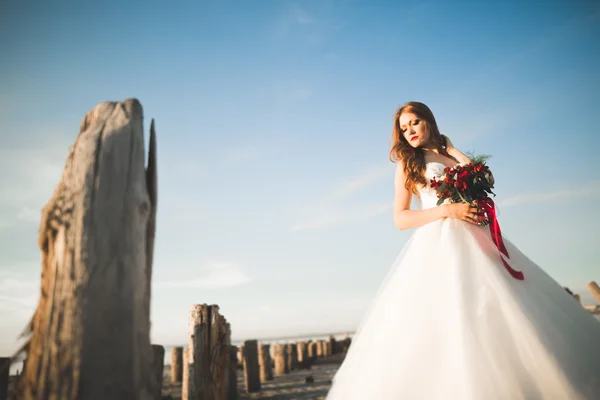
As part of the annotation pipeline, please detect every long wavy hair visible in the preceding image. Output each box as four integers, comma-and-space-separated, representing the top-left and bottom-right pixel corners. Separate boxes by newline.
390, 102, 451, 193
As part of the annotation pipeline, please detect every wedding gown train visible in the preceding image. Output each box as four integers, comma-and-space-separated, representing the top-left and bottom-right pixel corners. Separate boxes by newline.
326, 162, 600, 400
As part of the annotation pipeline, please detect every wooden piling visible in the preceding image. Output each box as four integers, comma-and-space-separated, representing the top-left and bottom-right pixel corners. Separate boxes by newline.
192, 304, 231, 400
329, 335, 337, 355
242, 340, 261, 393
296, 341, 309, 369
171, 347, 183, 383
258, 344, 274, 382
182, 348, 189, 400
9, 98, 158, 400
308, 342, 318, 362
273, 344, 288, 376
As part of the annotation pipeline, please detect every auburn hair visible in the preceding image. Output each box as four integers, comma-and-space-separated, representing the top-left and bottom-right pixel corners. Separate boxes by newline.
389, 102, 451, 193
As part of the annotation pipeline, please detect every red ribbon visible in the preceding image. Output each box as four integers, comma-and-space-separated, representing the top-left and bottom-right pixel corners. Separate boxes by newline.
479, 198, 524, 280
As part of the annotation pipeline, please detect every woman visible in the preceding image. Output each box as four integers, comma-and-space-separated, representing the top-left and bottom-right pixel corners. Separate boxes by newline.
325, 102, 600, 399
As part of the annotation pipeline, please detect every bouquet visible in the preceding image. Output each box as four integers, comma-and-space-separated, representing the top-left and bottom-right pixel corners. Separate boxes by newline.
429, 154, 524, 280
429, 154, 495, 226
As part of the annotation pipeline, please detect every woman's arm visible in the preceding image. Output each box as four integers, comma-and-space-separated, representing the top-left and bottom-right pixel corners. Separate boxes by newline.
443, 134, 494, 185
393, 162, 483, 230
442, 135, 472, 164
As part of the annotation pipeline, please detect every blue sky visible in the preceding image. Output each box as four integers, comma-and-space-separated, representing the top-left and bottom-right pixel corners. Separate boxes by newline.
1, 0, 599, 354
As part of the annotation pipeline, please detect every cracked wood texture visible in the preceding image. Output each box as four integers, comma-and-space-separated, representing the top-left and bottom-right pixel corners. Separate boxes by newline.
12, 98, 158, 400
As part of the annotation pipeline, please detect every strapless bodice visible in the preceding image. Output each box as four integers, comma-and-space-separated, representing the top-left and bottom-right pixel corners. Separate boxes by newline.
417, 162, 452, 209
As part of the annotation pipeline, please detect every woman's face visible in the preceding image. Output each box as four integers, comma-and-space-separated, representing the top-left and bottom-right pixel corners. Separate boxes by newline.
398, 112, 430, 148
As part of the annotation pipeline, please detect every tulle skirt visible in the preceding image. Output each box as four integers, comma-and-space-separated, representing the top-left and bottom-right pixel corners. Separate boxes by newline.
326, 218, 600, 400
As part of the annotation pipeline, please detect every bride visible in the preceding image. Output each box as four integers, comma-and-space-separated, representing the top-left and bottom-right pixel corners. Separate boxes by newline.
325, 102, 600, 399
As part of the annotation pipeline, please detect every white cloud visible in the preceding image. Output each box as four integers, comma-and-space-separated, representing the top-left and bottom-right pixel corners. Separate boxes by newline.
290, 202, 392, 232
326, 164, 390, 203
289, 164, 392, 231
155, 260, 252, 289
500, 181, 600, 208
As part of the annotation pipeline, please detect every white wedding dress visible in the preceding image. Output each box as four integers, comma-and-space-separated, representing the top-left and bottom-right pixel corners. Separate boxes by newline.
326, 162, 600, 400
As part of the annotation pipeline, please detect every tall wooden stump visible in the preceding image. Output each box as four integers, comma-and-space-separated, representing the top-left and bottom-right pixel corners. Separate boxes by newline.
273, 344, 288, 376
587, 281, 600, 303
258, 344, 273, 382
10, 98, 158, 400
242, 340, 261, 393
191, 304, 232, 400
0, 357, 9, 400
171, 347, 183, 383
152, 345, 165, 399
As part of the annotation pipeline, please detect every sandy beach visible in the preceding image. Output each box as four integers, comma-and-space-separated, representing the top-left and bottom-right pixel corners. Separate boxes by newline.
161, 352, 344, 400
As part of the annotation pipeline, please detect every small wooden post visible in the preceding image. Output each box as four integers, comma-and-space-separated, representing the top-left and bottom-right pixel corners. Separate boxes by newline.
329, 335, 337, 355
182, 348, 189, 400
324, 341, 332, 358
317, 340, 324, 357
171, 347, 183, 383
258, 344, 273, 382
242, 340, 261, 393
587, 281, 600, 303
0, 357, 9, 400
308, 342, 317, 363
152, 345, 165, 399
10, 99, 158, 400
273, 344, 288, 376
296, 342, 309, 369
285, 343, 298, 371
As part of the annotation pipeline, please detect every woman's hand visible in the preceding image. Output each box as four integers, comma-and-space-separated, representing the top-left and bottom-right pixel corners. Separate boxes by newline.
442, 201, 486, 225
441, 134, 455, 151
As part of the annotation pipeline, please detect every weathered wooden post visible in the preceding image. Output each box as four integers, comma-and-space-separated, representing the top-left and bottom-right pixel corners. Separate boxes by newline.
258, 344, 273, 382
152, 345, 165, 399
317, 340, 325, 357
323, 341, 332, 358
273, 344, 288, 376
296, 341, 310, 369
242, 340, 261, 393
307, 341, 317, 362
587, 281, 600, 303
191, 304, 232, 400
285, 343, 298, 371
171, 347, 183, 383
182, 348, 190, 399
0, 357, 9, 400
9, 98, 158, 400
